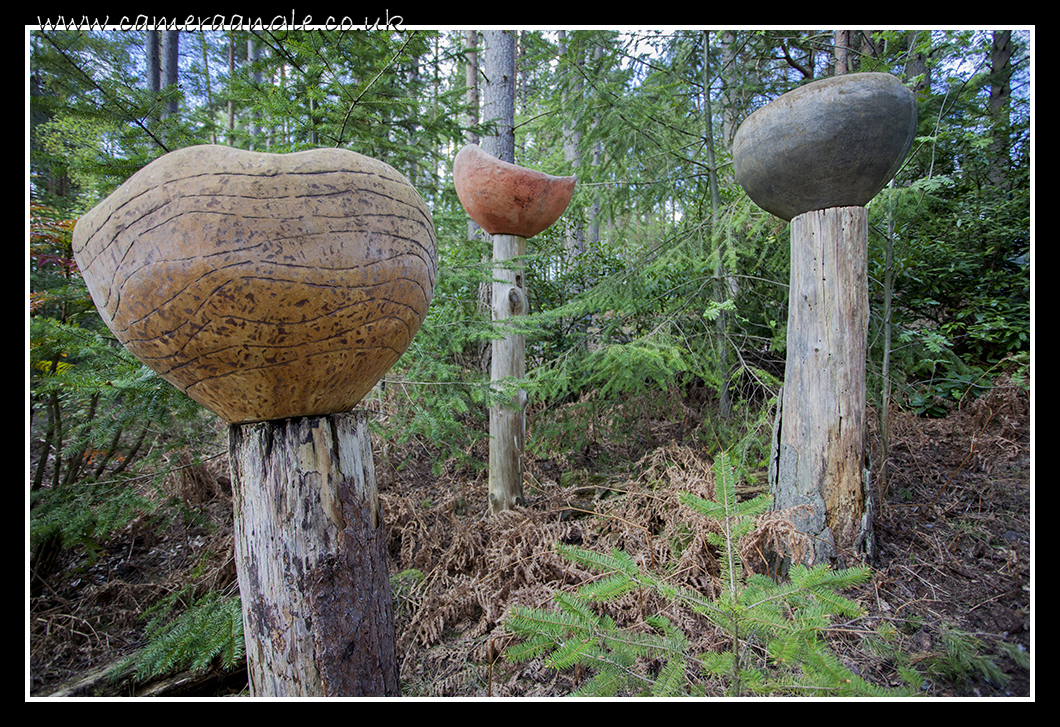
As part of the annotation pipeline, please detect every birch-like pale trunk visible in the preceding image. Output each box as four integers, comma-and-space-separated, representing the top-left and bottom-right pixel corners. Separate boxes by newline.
488, 233, 528, 514
480, 30, 526, 514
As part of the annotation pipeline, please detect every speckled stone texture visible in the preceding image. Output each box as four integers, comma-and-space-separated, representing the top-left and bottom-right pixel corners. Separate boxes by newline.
453, 144, 576, 238
72, 145, 437, 423
733, 73, 917, 221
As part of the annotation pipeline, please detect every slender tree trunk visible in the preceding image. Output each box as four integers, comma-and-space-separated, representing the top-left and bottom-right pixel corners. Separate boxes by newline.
988, 30, 1013, 191
719, 30, 740, 149
834, 30, 851, 75
110, 423, 150, 477
464, 29, 480, 146
32, 399, 56, 490
49, 391, 63, 490
229, 411, 399, 697
904, 30, 931, 99
247, 36, 262, 149
146, 31, 160, 97
92, 425, 125, 479
465, 30, 494, 374
703, 31, 732, 420
880, 184, 896, 500
227, 31, 236, 145
62, 392, 98, 488
588, 67, 604, 245
161, 30, 179, 118
480, 30, 526, 514
481, 30, 515, 164
558, 30, 585, 260
769, 207, 873, 565
199, 32, 215, 144
465, 30, 482, 240
488, 235, 529, 514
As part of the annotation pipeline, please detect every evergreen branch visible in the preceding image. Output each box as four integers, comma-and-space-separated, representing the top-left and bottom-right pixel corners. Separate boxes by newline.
502, 448, 912, 697
37, 30, 171, 153
338, 31, 420, 145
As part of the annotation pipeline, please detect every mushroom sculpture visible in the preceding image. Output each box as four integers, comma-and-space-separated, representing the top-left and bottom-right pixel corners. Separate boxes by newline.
452, 144, 576, 514
732, 73, 917, 565
72, 144, 438, 696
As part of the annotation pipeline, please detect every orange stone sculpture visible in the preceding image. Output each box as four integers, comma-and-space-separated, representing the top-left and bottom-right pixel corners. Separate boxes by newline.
453, 144, 576, 238
72, 145, 437, 423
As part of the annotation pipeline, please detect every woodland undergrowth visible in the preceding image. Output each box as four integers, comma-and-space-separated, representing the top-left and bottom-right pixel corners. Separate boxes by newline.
30, 377, 1030, 698
384, 440, 911, 697
381, 375, 1030, 697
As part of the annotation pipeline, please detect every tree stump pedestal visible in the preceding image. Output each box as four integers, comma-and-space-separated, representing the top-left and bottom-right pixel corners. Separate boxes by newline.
768, 206, 873, 564
733, 73, 917, 565
229, 411, 399, 697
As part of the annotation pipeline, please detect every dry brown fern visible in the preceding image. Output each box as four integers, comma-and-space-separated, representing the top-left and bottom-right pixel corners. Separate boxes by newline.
383, 441, 824, 695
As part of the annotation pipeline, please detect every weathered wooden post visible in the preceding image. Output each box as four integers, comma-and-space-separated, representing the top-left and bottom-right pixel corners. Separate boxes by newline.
71, 145, 437, 696
452, 144, 576, 514
732, 73, 916, 565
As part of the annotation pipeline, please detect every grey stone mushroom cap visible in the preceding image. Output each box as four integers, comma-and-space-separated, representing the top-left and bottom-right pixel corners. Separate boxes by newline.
733, 72, 917, 222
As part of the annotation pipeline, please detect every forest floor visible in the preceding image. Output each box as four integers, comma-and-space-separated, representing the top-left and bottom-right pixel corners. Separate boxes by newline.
28, 374, 1032, 699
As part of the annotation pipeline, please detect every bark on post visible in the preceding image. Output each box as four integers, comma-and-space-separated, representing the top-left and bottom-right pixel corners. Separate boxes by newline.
770, 207, 870, 563
452, 144, 575, 514
489, 233, 529, 513
230, 412, 399, 696
733, 72, 916, 565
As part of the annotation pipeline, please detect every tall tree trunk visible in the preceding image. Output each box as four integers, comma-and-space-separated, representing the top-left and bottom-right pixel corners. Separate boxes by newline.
879, 183, 896, 500
481, 30, 515, 164
229, 411, 399, 697
465, 30, 493, 374
480, 30, 525, 514
558, 31, 585, 260
464, 30, 482, 239
769, 207, 873, 565
227, 31, 236, 145
719, 30, 740, 149
161, 30, 179, 118
199, 32, 215, 144
904, 30, 931, 99
703, 31, 732, 420
489, 234, 529, 514
464, 30, 480, 146
988, 30, 1013, 191
587, 38, 605, 246
146, 31, 160, 97
247, 36, 262, 149
833, 30, 851, 75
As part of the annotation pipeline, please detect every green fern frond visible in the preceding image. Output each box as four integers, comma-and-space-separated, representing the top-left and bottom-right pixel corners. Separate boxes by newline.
556, 544, 638, 577
507, 603, 590, 641
651, 656, 688, 697
577, 572, 638, 601
115, 592, 244, 684
573, 666, 629, 697
504, 632, 559, 664
549, 636, 601, 670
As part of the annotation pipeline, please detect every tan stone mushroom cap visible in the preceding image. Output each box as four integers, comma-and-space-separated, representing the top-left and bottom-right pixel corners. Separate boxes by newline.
453, 144, 576, 238
72, 145, 437, 423
733, 73, 917, 222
